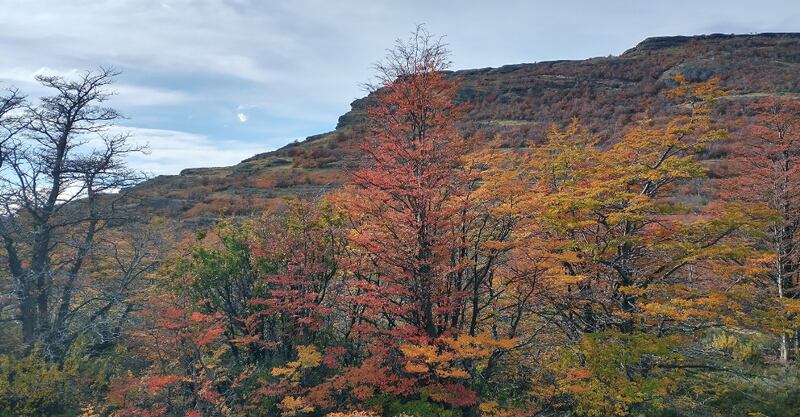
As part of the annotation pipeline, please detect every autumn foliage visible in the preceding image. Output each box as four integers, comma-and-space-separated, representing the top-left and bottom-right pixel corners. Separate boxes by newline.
3, 28, 800, 417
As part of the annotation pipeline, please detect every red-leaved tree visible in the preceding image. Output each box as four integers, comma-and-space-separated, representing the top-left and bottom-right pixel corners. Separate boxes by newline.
335, 25, 467, 341
325, 26, 500, 409
722, 96, 800, 362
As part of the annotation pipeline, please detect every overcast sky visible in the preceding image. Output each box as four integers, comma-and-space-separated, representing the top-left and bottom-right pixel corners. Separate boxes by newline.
1, 0, 797, 175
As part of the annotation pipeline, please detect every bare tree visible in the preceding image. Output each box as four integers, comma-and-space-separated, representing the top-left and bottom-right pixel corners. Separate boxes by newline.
364, 24, 451, 92
0, 87, 26, 167
0, 68, 157, 359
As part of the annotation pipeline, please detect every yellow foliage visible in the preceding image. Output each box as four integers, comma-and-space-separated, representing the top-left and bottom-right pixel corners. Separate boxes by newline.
618, 286, 645, 296
399, 344, 441, 362
78, 404, 102, 417
435, 367, 471, 379
479, 401, 528, 417
552, 274, 586, 286
403, 362, 430, 374
278, 395, 315, 416
709, 333, 755, 362
272, 364, 298, 378
272, 345, 322, 385
297, 344, 322, 368
442, 333, 517, 359
326, 412, 409, 417
399, 333, 515, 383
780, 298, 800, 315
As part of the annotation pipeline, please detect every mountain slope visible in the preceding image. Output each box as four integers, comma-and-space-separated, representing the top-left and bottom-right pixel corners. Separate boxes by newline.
130, 33, 800, 226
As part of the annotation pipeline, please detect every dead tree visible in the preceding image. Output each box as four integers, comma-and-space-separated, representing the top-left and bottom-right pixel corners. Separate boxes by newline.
0, 68, 157, 359
0, 87, 26, 167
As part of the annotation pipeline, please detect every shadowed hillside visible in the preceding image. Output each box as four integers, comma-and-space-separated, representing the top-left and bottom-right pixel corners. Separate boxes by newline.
130, 33, 800, 226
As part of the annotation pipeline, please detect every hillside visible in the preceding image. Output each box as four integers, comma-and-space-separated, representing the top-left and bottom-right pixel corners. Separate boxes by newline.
130, 33, 800, 225
4, 26, 800, 417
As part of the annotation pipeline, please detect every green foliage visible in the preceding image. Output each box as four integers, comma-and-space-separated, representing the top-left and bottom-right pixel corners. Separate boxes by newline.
0, 346, 80, 417
534, 332, 684, 417
684, 364, 800, 417
0, 338, 130, 417
370, 394, 462, 417
185, 219, 263, 298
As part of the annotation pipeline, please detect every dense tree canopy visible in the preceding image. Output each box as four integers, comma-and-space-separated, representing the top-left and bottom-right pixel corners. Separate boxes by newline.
1, 29, 799, 417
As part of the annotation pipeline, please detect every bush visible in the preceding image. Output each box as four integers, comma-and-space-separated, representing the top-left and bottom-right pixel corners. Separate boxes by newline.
0, 346, 80, 417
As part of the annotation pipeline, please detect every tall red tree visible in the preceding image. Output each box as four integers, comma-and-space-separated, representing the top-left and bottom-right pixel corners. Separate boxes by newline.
321, 26, 516, 410
335, 26, 467, 341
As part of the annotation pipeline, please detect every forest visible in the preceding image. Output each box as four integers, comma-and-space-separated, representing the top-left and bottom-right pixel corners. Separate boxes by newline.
0, 28, 799, 417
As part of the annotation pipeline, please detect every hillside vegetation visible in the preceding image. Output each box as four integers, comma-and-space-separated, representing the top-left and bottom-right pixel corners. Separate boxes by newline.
1, 30, 800, 417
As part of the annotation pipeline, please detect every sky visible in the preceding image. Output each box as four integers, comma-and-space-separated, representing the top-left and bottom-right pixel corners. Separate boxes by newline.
0, 0, 797, 176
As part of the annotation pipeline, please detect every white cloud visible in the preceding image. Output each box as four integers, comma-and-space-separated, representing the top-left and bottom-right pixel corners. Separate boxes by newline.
0, 67, 193, 107
1, 0, 797, 176
236, 112, 248, 123
108, 126, 267, 176
0, 66, 80, 90
113, 84, 193, 106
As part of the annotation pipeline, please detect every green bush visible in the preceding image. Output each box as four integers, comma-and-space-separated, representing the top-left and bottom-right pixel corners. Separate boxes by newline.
370, 394, 462, 417
0, 346, 80, 417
